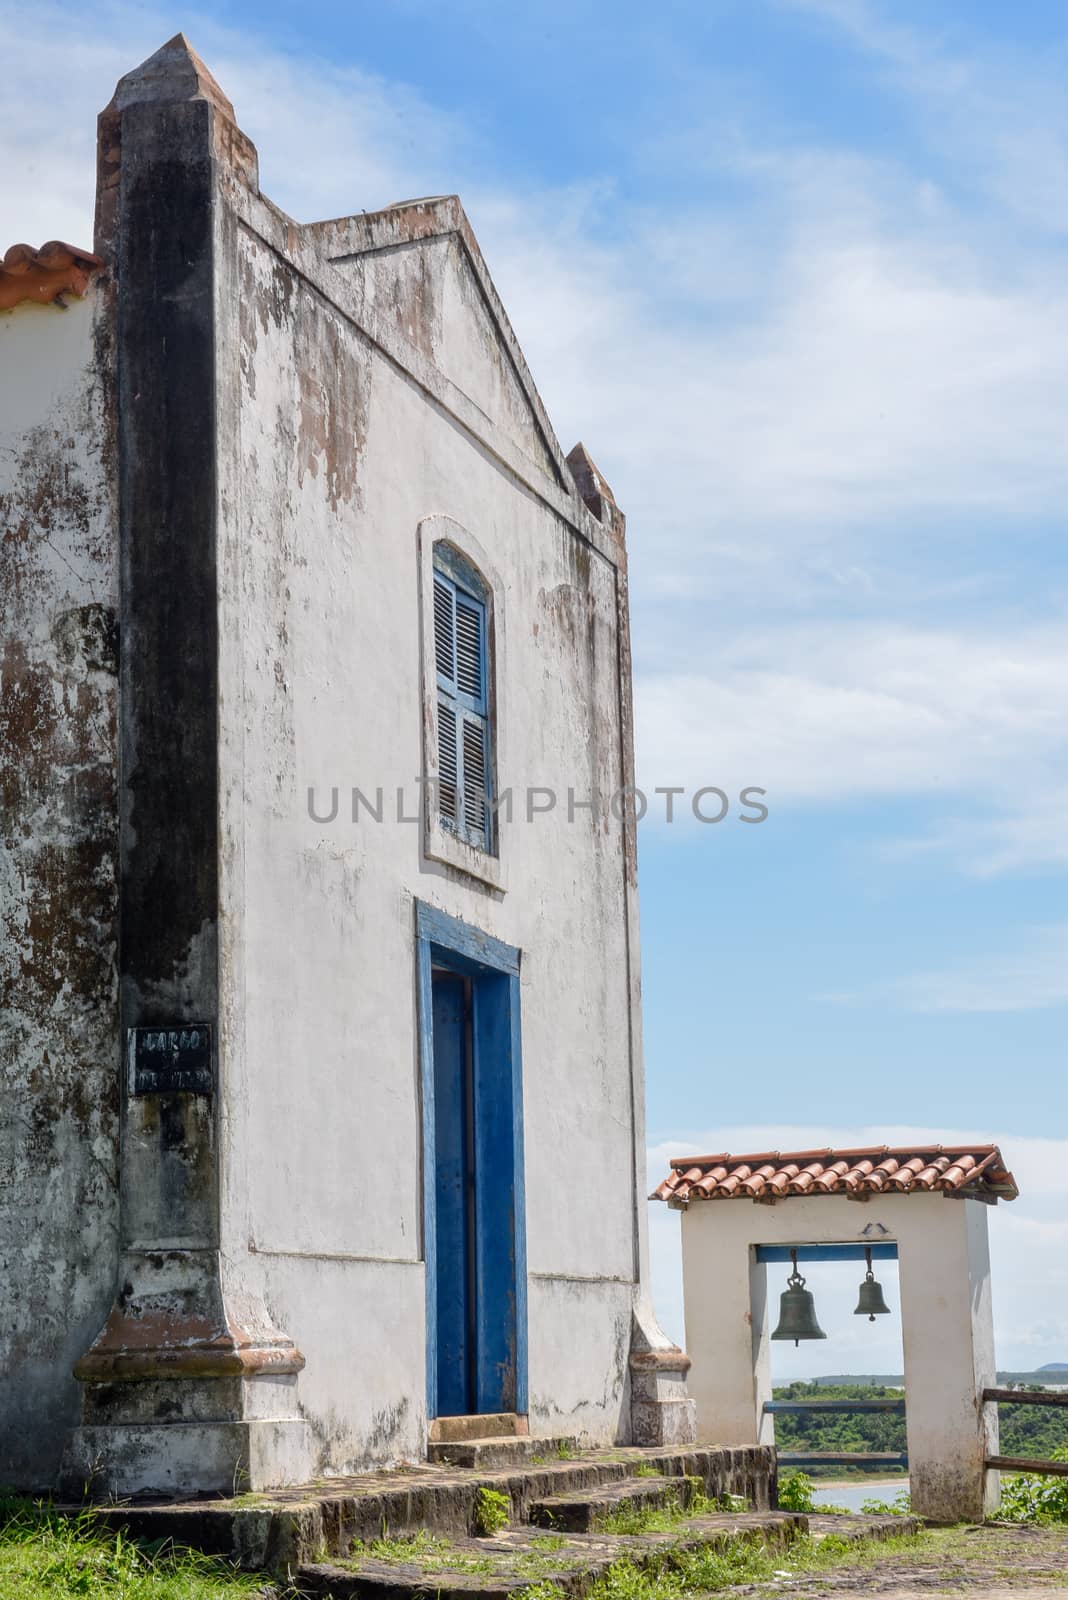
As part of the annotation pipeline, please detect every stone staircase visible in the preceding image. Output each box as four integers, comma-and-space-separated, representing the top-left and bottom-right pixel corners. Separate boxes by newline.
78, 1435, 917, 1588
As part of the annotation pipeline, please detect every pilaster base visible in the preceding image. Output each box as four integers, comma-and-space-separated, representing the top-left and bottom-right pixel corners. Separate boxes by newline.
629, 1310, 697, 1447
910, 1458, 997, 1524
59, 1416, 313, 1500
65, 1251, 310, 1497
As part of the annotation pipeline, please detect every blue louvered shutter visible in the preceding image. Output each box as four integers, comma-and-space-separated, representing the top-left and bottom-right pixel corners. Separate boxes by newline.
433, 568, 491, 850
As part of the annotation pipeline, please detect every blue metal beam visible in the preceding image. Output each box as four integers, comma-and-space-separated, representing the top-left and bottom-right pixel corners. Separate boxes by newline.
756, 1243, 898, 1263
778, 1452, 909, 1468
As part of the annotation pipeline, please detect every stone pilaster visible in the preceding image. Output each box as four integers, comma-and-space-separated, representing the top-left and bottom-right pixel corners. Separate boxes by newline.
629, 1311, 698, 1447
61, 36, 310, 1500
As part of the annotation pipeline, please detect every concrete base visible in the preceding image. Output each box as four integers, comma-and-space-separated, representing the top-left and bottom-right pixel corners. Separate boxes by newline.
429, 1413, 529, 1444
631, 1396, 699, 1447
628, 1321, 698, 1448
911, 1460, 1000, 1524
59, 1418, 314, 1500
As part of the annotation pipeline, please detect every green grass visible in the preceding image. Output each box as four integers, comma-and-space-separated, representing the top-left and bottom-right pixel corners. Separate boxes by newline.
531, 1442, 581, 1466
600, 1482, 711, 1535
598, 1480, 749, 1536
502, 1527, 934, 1600
347, 1528, 581, 1579
0, 1501, 265, 1599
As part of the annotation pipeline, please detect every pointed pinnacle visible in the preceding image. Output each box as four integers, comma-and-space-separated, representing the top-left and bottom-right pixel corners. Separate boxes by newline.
110, 33, 236, 119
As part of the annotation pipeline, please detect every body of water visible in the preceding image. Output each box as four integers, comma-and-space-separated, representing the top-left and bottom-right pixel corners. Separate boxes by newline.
811, 1479, 908, 1512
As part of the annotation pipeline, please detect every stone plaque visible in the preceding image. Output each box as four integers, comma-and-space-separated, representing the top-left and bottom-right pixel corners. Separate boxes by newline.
128, 1024, 213, 1095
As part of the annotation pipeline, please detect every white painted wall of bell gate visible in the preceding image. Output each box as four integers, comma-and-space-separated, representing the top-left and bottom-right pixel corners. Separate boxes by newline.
680, 1194, 1000, 1522
212, 180, 647, 1471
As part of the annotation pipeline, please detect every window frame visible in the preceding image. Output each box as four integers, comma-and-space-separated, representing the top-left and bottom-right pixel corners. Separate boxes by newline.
418, 516, 506, 892
433, 559, 493, 852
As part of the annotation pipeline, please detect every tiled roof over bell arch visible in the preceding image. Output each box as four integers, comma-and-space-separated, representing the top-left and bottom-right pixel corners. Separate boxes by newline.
652, 1143, 1019, 1206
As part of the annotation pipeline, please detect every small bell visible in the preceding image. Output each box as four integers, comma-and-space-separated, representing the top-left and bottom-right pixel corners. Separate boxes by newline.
771, 1250, 828, 1346
854, 1247, 891, 1321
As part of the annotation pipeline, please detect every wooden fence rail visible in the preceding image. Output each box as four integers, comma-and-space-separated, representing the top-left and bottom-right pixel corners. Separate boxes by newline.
768, 1396, 909, 1472
778, 1451, 909, 1468
983, 1387, 1068, 1408
987, 1455, 1068, 1477
984, 1387, 1068, 1477
764, 1399, 906, 1414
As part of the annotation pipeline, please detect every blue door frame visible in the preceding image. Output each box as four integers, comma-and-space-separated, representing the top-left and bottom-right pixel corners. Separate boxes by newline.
416, 902, 527, 1419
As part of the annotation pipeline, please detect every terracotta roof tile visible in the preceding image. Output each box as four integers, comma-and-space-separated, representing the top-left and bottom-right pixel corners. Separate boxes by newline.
0, 241, 103, 311
651, 1143, 1019, 1206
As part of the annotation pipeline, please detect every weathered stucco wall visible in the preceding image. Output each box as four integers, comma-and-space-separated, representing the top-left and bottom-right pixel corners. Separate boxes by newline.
6, 41, 674, 1492
215, 185, 641, 1470
0, 287, 119, 1487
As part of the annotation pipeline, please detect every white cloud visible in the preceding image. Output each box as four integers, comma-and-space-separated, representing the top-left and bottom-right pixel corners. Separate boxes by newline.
4, 0, 1067, 876
11, 1, 1068, 558
633, 620, 1068, 814
647, 1125, 1068, 1374
780, 0, 1068, 236
885, 924, 1068, 1013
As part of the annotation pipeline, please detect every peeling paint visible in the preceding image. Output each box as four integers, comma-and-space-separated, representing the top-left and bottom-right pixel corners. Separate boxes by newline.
0, 288, 119, 1489
4, 30, 683, 1495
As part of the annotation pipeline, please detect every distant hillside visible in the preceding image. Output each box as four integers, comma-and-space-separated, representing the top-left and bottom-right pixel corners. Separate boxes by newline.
812, 1375, 904, 1387
776, 1381, 1068, 1473
813, 1371, 1068, 1388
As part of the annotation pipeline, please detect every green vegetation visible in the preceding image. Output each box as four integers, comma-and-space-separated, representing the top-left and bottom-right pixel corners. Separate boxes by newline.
858, 1488, 912, 1515
775, 1470, 850, 1515
349, 1528, 578, 1578
996, 1396, 1068, 1462
776, 1469, 817, 1512
772, 1383, 906, 1471
599, 1481, 749, 1536
492, 1526, 933, 1600
473, 1485, 512, 1536
0, 1500, 264, 1600
531, 1442, 579, 1465
600, 1483, 708, 1535
773, 1381, 1068, 1473
715, 1493, 748, 1514
1000, 1449, 1068, 1524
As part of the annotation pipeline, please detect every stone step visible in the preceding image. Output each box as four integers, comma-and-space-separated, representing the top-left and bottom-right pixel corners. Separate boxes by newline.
430, 1414, 529, 1444
296, 1510, 805, 1599
529, 1473, 698, 1532
427, 1435, 580, 1469
75, 1443, 776, 1569
807, 1511, 922, 1545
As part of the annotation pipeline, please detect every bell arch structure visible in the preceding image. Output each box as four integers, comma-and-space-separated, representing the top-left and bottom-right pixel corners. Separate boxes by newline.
652, 1143, 1019, 1524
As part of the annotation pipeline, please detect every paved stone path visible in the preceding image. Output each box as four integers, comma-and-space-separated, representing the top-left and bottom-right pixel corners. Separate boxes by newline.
740, 1522, 1068, 1598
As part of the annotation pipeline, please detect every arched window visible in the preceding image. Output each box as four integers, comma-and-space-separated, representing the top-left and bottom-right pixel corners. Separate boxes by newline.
432, 543, 492, 852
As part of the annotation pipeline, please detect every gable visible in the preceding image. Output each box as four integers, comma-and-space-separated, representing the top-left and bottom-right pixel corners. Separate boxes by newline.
308, 200, 566, 489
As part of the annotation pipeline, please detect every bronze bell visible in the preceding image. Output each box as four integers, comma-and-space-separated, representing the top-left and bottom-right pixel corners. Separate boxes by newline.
771, 1250, 828, 1346
854, 1248, 891, 1321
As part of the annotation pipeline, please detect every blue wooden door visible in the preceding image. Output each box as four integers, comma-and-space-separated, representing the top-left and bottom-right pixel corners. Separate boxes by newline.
432, 975, 473, 1415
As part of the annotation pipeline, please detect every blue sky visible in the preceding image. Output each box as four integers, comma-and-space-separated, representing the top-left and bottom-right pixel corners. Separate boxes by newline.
5, 0, 1067, 1375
